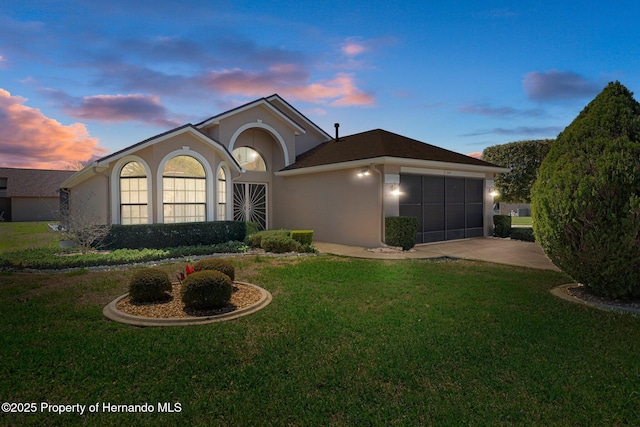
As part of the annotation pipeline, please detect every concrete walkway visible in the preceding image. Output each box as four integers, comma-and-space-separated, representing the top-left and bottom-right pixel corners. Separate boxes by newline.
315, 237, 560, 271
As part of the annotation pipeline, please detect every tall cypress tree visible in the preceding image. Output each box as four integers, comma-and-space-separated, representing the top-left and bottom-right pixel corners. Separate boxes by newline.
531, 81, 640, 299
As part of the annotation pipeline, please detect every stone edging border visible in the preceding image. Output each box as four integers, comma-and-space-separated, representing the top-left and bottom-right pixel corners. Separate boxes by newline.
550, 284, 640, 315
103, 281, 272, 327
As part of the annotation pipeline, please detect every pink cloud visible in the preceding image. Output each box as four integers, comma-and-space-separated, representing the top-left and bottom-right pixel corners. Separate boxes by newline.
0, 88, 107, 169
340, 36, 371, 57
201, 65, 374, 107
467, 152, 483, 159
342, 42, 367, 56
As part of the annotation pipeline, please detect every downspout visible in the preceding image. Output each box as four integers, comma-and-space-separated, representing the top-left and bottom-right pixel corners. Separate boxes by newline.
369, 164, 386, 247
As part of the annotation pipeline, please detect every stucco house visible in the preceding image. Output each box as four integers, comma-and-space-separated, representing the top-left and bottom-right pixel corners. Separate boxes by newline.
61, 94, 508, 247
0, 167, 74, 222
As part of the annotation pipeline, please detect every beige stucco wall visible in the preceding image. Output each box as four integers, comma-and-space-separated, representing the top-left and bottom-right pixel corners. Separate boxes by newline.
202, 104, 298, 167
267, 98, 328, 155
67, 131, 240, 225
273, 168, 383, 247
69, 173, 110, 224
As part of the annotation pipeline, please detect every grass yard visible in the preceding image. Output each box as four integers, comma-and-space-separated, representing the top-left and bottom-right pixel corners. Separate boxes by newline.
0, 221, 60, 254
511, 216, 533, 226
1, 254, 639, 426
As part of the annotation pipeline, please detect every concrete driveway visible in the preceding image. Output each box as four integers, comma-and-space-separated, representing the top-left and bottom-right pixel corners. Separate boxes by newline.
315, 238, 560, 271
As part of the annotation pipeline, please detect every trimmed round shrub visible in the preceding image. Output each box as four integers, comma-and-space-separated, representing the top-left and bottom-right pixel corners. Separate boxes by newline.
385, 216, 419, 250
261, 235, 301, 253
193, 258, 235, 281
181, 270, 233, 309
129, 268, 172, 302
493, 215, 512, 238
531, 81, 640, 299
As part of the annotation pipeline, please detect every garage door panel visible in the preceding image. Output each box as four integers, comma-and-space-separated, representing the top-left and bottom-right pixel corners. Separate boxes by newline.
423, 176, 444, 204
466, 228, 484, 238
446, 229, 465, 240
399, 204, 423, 231
401, 174, 422, 204
466, 203, 483, 228
399, 175, 484, 244
466, 179, 483, 203
423, 204, 444, 232
446, 178, 465, 203
447, 204, 465, 230
423, 231, 445, 243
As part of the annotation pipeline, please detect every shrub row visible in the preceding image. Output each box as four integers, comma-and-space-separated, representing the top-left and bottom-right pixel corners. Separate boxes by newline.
103, 221, 247, 250
246, 229, 316, 254
0, 242, 247, 270
510, 228, 535, 242
493, 215, 535, 242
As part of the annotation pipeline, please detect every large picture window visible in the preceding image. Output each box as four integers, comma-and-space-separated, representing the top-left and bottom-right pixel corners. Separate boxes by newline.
120, 161, 148, 224
163, 155, 206, 223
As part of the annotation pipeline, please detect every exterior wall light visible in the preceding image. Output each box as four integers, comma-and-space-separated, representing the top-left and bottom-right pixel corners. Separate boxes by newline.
357, 168, 371, 177
390, 184, 402, 196
489, 187, 499, 198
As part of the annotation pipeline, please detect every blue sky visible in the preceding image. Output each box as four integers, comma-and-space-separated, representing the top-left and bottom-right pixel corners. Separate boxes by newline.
1, 0, 638, 169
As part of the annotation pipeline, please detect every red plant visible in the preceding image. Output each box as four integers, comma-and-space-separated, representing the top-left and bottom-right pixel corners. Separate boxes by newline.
176, 264, 195, 284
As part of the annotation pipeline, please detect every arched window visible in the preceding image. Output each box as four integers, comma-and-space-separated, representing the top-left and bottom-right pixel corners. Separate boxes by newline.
120, 161, 148, 224
217, 167, 227, 220
163, 155, 206, 223
232, 147, 267, 171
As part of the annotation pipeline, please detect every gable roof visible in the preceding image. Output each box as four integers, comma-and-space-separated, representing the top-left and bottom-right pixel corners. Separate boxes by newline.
279, 129, 505, 174
196, 95, 305, 134
0, 167, 74, 198
265, 94, 332, 140
62, 124, 242, 188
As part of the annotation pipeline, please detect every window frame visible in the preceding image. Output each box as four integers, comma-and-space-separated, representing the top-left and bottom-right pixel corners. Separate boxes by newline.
156, 149, 215, 223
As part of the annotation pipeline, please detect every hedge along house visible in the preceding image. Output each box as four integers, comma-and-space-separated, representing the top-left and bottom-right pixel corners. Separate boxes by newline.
61, 95, 508, 248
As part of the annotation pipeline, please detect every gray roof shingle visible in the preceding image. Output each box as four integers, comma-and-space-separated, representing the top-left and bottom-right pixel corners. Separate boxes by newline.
0, 168, 75, 198
282, 129, 498, 171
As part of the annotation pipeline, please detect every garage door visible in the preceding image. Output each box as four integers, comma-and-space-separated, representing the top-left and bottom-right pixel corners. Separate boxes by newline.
399, 174, 484, 244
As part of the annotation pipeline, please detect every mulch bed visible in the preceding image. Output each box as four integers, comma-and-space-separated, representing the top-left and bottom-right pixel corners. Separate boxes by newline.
566, 284, 640, 311
117, 282, 262, 319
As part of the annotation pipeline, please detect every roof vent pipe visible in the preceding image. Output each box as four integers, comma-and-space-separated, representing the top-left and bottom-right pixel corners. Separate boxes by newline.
334, 123, 339, 142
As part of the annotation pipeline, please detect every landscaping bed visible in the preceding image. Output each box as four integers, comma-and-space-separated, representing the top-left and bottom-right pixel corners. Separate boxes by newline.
116, 282, 263, 318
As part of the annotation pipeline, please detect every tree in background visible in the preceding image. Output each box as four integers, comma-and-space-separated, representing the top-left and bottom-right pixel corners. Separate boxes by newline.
482, 139, 553, 203
531, 81, 640, 299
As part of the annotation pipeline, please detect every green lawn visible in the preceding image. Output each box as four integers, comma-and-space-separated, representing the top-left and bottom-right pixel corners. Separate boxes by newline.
511, 216, 533, 226
0, 221, 60, 253
2, 254, 639, 426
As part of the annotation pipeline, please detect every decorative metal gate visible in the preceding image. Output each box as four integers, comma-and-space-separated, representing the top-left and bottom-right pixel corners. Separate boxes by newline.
233, 183, 267, 230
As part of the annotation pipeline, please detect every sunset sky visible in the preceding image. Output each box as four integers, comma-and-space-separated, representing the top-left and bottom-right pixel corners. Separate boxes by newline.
1, 0, 639, 169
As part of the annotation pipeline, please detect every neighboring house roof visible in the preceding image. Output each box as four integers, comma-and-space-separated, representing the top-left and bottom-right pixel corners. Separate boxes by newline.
279, 129, 506, 174
0, 167, 74, 198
